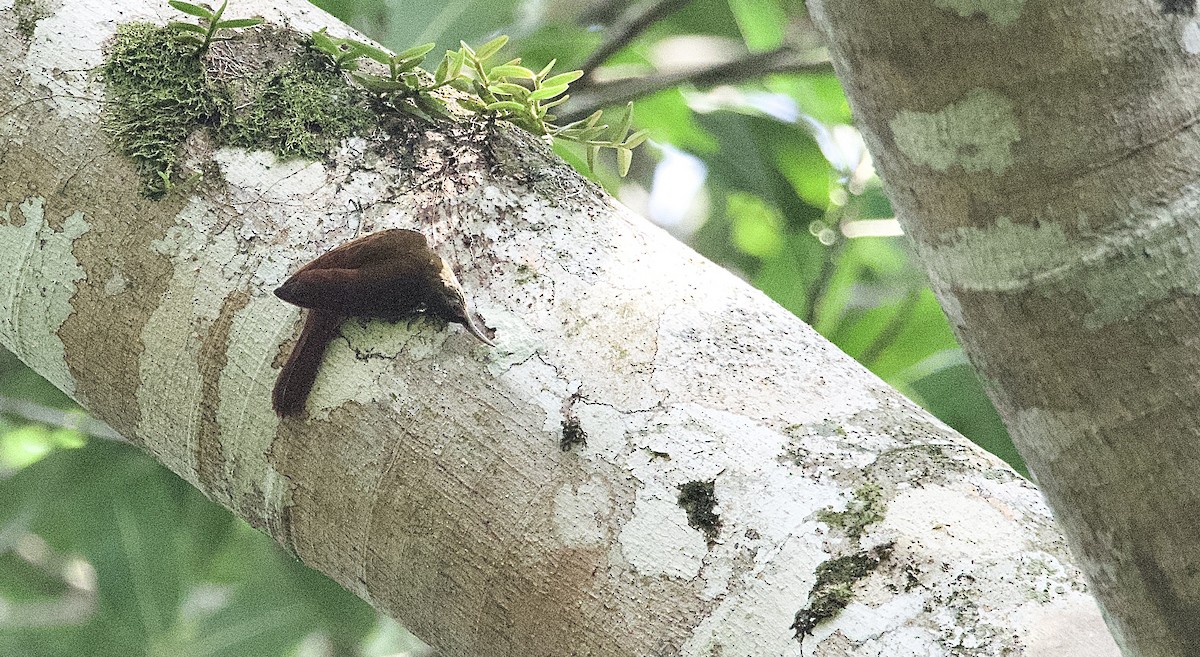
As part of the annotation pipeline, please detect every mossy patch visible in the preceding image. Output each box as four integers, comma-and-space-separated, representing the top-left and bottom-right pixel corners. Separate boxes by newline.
100, 23, 377, 199
677, 480, 721, 545
221, 51, 375, 160
100, 23, 227, 198
816, 482, 885, 540
791, 543, 893, 640
13, 0, 51, 41
560, 415, 587, 451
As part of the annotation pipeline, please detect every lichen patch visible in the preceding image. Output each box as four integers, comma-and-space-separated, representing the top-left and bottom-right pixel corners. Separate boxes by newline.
934, 0, 1024, 26
890, 88, 1019, 174
0, 197, 88, 397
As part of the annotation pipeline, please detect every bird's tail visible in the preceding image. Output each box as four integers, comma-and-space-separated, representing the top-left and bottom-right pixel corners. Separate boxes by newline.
273, 310, 343, 417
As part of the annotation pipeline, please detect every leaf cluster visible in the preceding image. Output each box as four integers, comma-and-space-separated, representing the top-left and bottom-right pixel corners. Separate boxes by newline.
167, 0, 263, 53
310, 32, 647, 175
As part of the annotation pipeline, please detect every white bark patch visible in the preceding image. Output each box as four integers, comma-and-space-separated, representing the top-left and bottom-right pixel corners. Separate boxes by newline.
1014, 592, 1122, 656
553, 479, 611, 547
216, 295, 293, 507
934, 0, 1024, 26
890, 89, 1019, 174
618, 484, 707, 578
820, 593, 927, 644
681, 534, 823, 656
0, 198, 88, 397
1181, 21, 1200, 54
137, 197, 242, 479
918, 195, 1200, 329
884, 486, 1023, 561
306, 317, 449, 418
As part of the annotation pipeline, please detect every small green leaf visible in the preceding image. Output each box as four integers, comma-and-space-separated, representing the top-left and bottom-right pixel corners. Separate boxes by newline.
311, 28, 336, 51
209, 0, 228, 23
536, 59, 557, 80
585, 109, 603, 128
540, 95, 570, 111
489, 65, 534, 80
458, 98, 487, 113
586, 144, 600, 171
169, 21, 208, 34
485, 100, 527, 113
347, 39, 391, 64
617, 147, 633, 176
615, 102, 634, 141
489, 82, 530, 98
393, 55, 427, 72
434, 56, 450, 83
168, 1, 213, 18
622, 129, 651, 149
542, 70, 584, 88
215, 17, 263, 28
351, 72, 408, 93
528, 84, 568, 101
474, 35, 509, 61
449, 77, 474, 93
449, 49, 466, 79
459, 40, 476, 57
415, 94, 453, 119
396, 42, 436, 61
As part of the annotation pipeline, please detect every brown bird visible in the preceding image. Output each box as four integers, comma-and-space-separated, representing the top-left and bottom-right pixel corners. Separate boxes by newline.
272, 228, 494, 417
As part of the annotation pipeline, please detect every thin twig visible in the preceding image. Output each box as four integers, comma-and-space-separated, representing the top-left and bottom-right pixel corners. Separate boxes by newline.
858, 284, 925, 368
0, 396, 125, 442
577, 0, 695, 81
559, 46, 831, 124
802, 237, 845, 326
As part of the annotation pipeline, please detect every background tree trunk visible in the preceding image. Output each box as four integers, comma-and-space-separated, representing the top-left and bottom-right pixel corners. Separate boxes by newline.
809, 0, 1200, 654
1, 0, 1121, 654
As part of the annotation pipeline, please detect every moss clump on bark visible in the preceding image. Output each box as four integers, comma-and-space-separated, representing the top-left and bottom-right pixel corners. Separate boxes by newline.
100, 23, 227, 198
791, 543, 893, 640
100, 23, 377, 198
677, 479, 721, 545
816, 482, 885, 540
221, 51, 375, 160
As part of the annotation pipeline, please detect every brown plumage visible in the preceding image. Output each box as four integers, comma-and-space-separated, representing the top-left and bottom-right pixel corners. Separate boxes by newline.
272, 228, 493, 417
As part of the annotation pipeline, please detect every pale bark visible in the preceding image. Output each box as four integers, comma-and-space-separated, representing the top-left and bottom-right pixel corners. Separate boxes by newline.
0, 0, 1120, 654
808, 1, 1200, 655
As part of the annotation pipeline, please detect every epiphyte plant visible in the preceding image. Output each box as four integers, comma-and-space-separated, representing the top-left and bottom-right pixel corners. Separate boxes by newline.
309, 32, 650, 175
167, 0, 263, 53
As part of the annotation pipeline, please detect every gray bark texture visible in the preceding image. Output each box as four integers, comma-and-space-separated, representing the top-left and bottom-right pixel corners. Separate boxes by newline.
1, 0, 1121, 654
809, 0, 1200, 654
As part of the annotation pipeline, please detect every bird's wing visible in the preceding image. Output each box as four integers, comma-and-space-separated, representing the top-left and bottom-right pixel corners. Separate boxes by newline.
294, 228, 429, 273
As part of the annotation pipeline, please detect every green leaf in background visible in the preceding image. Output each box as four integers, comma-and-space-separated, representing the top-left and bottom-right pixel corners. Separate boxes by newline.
0, 438, 424, 657
727, 0, 786, 52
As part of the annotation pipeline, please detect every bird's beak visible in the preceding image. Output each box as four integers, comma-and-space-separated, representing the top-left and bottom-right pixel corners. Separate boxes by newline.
463, 311, 496, 347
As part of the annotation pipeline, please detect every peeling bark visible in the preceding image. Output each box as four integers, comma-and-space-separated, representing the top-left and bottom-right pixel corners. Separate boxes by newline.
0, 0, 1121, 655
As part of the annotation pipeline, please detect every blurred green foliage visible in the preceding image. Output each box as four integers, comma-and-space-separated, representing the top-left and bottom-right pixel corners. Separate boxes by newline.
0, 0, 1023, 653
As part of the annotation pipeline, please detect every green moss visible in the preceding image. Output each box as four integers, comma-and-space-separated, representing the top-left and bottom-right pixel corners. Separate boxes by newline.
100, 24, 377, 199
222, 51, 375, 160
100, 23, 227, 198
816, 482, 885, 540
678, 480, 721, 545
791, 543, 893, 640
13, 0, 50, 40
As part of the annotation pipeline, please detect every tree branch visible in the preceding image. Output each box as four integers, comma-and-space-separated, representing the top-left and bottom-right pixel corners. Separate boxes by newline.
0, 1, 1118, 654
559, 46, 832, 124
576, 0, 694, 80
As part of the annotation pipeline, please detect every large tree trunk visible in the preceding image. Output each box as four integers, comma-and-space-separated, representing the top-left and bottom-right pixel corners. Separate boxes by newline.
809, 0, 1200, 654
1, 0, 1121, 654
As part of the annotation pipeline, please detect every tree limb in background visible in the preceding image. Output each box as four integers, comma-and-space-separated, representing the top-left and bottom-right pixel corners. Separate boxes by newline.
576, 0, 694, 81
559, 46, 831, 124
